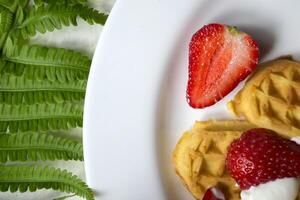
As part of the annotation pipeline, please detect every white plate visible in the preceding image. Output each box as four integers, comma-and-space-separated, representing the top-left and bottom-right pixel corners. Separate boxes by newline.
83, 0, 300, 199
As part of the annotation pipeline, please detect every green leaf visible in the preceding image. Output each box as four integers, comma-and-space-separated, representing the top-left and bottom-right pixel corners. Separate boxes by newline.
34, 0, 87, 5
14, 6, 25, 26
0, 0, 17, 13
77, 5, 108, 25
0, 102, 83, 133
0, 6, 13, 48
0, 165, 94, 200
12, 4, 107, 39
0, 90, 85, 105
0, 61, 86, 104
0, 58, 89, 83
16, 0, 29, 8
0, 132, 83, 162
0, 6, 13, 34
3, 44, 91, 75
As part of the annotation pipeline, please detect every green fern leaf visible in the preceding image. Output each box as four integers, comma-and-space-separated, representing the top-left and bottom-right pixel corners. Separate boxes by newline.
0, 165, 94, 200
77, 5, 108, 25
0, 58, 89, 82
0, 90, 85, 105
12, 4, 107, 39
0, 132, 83, 162
14, 6, 25, 27
0, 6, 13, 34
0, 102, 83, 133
16, 0, 29, 7
0, 0, 17, 12
0, 6, 13, 48
34, 0, 87, 5
3, 43, 91, 76
0, 61, 86, 104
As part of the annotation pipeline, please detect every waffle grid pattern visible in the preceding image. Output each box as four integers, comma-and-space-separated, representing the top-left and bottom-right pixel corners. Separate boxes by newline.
173, 120, 256, 200
229, 59, 300, 137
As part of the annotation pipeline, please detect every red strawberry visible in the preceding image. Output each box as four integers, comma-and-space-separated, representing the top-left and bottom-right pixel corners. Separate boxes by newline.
203, 187, 225, 200
187, 23, 259, 108
226, 128, 300, 190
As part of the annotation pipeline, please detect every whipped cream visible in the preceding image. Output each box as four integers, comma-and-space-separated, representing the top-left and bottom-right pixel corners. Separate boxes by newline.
241, 178, 299, 200
211, 187, 225, 200
291, 136, 300, 144
240, 137, 300, 200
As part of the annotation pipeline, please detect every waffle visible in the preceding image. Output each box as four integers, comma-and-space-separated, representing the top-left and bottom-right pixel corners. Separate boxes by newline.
228, 59, 300, 138
172, 120, 256, 200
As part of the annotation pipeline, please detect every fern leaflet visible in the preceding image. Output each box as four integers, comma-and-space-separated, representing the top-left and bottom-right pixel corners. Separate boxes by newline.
0, 0, 17, 13
16, 0, 29, 8
3, 42, 91, 73
34, 0, 87, 5
0, 6, 13, 34
0, 58, 89, 82
0, 165, 94, 200
0, 6, 13, 48
0, 132, 83, 162
0, 102, 83, 133
11, 4, 107, 39
0, 90, 85, 105
0, 61, 86, 104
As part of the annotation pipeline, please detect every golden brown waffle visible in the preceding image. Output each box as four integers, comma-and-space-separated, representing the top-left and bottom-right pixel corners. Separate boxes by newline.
172, 120, 256, 200
228, 59, 300, 138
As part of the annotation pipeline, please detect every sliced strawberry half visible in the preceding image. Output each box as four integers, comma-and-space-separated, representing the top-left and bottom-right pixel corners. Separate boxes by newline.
187, 23, 259, 108
226, 128, 300, 190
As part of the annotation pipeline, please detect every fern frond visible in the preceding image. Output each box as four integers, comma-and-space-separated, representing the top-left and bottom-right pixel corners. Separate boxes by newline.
34, 0, 87, 5
3, 40, 91, 70
3, 43, 91, 74
0, 0, 17, 12
0, 6, 13, 34
0, 132, 83, 162
0, 58, 89, 82
0, 165, 94, 200
12, 4, 107, 39
0, 90, 85, 104
16, 0, 29, 8
0, 6, 13, 48
77, 5, 108, 25
0, 61, 86, 104
0, 102, 83, 133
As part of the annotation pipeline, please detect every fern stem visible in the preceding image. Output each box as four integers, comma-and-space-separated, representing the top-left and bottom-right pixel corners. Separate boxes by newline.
0, 146, 71, 151
4, 57, 90, 72
0, 116, 82, 121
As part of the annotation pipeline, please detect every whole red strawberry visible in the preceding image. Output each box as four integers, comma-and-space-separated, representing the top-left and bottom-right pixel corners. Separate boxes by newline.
226, 128, 300, 190
187, 23, 259, 108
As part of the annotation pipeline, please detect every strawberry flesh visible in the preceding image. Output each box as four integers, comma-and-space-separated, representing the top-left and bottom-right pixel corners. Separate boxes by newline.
226, 128, 300, 190
187, 23, 259, 108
